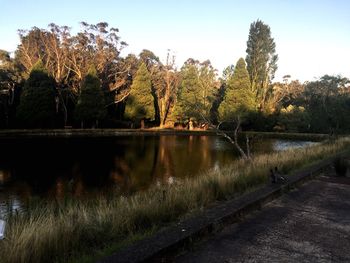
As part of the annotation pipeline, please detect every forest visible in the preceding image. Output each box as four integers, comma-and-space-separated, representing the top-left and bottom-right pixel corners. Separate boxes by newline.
0, 20, 349, 133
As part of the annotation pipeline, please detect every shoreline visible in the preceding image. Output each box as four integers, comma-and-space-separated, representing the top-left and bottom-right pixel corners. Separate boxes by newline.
0, 137, 349, 263
0, 129, 329, 141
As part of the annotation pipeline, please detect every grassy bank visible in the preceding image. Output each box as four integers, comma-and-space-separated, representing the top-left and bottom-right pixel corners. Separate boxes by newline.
1, 137, 349, 263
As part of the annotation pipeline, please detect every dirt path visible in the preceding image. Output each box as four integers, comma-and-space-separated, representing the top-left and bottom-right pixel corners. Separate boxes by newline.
176, 177, 350, 262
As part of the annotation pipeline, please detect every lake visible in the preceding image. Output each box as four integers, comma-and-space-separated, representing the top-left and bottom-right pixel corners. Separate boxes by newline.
0, 135, 316, 216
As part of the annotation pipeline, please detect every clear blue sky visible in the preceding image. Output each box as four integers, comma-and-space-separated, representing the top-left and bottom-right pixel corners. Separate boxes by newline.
1, 0, 349, 81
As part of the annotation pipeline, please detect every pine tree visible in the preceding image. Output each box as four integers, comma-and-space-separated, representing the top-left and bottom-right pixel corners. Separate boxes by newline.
16, 60, 56, 128
124, 63, 155, 125
246, 20, 278, 110
218, 58, 255, 121
74, 66, 106, 128
173, 63, 199, 121
173, 59, 217, 122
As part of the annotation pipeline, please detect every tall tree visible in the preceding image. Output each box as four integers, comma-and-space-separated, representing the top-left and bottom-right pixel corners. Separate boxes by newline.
159, 50, 179, 126
124, 63, 154, 127
74, 66, 106, 128
173, 61, 198, 121
105, 53, 139, 119
15, 22, 127, 125
198, 60, 218, 120
138, 49, 163, 125
173, 59, 217, 122
246, 20, 278, 111
210, 64, 235, 123
16, 60, 56, 128
218, 58, 255, 121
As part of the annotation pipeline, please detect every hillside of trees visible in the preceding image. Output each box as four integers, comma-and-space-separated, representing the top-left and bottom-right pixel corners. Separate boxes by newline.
0, 20, 349, 133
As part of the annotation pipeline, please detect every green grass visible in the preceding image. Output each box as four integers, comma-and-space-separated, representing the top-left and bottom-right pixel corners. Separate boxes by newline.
1, 137, 349, 263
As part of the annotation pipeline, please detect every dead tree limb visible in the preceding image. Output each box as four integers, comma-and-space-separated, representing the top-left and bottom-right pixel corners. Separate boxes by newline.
216, 117, 251, 160
105, 91, 130, 108
197, 110, 251, 161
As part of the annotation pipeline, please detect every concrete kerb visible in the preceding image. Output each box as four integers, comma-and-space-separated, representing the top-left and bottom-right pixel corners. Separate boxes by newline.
98, 152, 347, 263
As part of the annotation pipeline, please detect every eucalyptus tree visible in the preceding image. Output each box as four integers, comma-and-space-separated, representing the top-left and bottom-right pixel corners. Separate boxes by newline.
303, 75, 350, 132
15, 22, 127, 124
159, 50, 180, 126
221, 64, 235, 83
138, 49, 180, 126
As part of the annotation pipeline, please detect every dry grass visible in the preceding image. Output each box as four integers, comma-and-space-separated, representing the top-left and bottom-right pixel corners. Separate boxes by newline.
1, 137, 349, 263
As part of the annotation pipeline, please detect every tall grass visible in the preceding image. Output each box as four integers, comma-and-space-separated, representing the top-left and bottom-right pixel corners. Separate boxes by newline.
1, 137, 349, 263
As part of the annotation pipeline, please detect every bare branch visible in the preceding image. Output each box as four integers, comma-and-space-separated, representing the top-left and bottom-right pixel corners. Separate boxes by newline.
109, 79, 127, 92
105, 91, 130, 107
194, 106, 251, 160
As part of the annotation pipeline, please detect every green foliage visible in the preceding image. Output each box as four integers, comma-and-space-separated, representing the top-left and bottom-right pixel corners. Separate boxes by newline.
276, 105, 310, 132
172, 62, 199, 121
139, 49, 160, 68
246, 20, 278, 110
218, 58, 255, 121
124, 63, 155, 121
74, 67, 106, 125
16, 60, 56, 128
221, 64, 235, 82
198, 60, 217, 119
303, 75, 350, 133
173, 59, 217, 122
6, 20, 350, 133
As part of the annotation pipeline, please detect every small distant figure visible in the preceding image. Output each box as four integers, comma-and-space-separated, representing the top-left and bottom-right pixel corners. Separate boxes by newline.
270, 167, 287, 184
188, 118, 194, 130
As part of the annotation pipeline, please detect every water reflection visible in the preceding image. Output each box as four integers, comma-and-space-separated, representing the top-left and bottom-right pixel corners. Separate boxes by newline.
273, 140, 317, 151
0, 136, 314, 215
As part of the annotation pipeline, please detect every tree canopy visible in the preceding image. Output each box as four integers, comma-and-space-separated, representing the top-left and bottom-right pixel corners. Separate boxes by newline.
74, 66, 106, 127
1, 20, 350, 133
218, 58, 255, 121
246, 20, 278, 111
173, 59, 217, 122
16, 60, 56, 128
124, 63, 155, 121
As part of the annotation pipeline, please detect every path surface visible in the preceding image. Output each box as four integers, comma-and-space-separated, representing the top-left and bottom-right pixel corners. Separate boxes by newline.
175, 176, 350, 263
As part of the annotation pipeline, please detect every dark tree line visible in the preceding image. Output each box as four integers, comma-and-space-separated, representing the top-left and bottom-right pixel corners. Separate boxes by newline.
0, 20, 349, 132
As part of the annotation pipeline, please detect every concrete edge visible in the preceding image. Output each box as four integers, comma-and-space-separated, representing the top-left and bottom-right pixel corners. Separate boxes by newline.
98, 152, 347, 263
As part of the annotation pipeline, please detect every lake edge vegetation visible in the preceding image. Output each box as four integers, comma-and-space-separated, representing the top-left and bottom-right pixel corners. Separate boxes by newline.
0, 20, 350, 133
1, 137, 350, 263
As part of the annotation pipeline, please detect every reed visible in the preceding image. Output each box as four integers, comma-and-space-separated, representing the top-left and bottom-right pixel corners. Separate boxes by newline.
1, 137, 349, 263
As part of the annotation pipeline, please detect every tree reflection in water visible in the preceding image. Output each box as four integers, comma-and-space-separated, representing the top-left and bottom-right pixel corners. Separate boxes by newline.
0, 136, 313, 214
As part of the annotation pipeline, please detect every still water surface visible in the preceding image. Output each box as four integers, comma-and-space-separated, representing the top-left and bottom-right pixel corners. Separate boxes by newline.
0, 135, 315, 215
